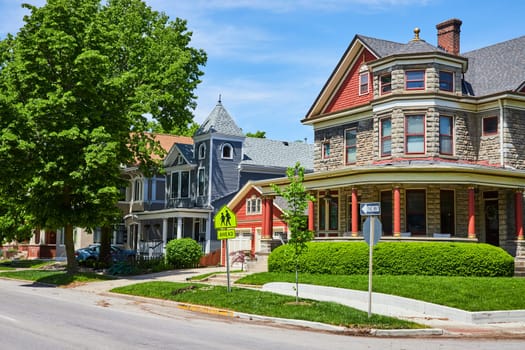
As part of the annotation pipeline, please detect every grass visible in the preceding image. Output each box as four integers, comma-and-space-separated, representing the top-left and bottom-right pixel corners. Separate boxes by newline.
0, 259, 56, 269
112, 281, 422, 330
189, 270, 243, 281
237, 272, 525, 312
0, 270, 115, 286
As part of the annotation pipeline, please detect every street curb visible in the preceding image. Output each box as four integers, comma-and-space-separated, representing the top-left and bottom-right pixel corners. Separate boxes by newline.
100, 291, 444, 337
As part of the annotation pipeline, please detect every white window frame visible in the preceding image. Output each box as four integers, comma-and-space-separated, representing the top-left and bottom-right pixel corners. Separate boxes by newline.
359, 72, 369, 95
222, 143, 233, 159
198, 143, 206, 159
246, 195, 262, 215
170, 171, 191, 199
197, 167, 205, 197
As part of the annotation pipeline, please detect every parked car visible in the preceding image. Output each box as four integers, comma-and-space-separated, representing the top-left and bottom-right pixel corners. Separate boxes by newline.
75, 244, 136, 265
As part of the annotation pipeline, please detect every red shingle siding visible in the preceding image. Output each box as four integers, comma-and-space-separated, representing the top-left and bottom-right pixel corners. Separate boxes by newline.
324, 50, 376, 114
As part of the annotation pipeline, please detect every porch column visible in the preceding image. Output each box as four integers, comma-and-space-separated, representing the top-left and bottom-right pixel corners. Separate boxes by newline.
351, 188, 359, 237
308, 200, 314, 232
162, 218, 168, 254
516, 190, 524, 240
393, 186, 401, 237
176, 218, 183, 239
468, 187, 476, 238
262, 196, 273, 239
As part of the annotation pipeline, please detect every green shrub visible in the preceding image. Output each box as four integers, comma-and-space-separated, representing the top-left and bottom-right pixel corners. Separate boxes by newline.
268, 242, 514, 277
165, 238, 203, 269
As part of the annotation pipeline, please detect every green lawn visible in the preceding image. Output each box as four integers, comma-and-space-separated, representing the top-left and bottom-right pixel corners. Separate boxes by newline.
0, 259, 56, 269
237, 272, 525, 311
0, 270, 115, 286
112, 281, 422, 330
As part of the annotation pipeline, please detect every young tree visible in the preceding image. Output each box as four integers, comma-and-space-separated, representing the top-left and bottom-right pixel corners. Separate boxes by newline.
0, 0, 206, 273
271, 162, 314, 302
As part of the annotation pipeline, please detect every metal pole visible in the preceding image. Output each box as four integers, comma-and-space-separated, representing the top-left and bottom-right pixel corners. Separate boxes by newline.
226, 238, 231, 293
368, 217, 374, 318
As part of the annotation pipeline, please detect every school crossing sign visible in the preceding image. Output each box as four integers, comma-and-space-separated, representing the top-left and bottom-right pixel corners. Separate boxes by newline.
214, 206, 237, 240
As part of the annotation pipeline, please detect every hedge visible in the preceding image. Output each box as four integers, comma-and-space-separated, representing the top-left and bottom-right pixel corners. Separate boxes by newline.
268, 242, 515, 277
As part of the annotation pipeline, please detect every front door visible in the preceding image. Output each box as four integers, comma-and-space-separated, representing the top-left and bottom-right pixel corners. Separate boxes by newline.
484, 192, 499, 246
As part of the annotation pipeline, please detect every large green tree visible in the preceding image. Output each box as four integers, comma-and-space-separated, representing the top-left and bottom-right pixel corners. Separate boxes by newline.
0, 0, 206, 273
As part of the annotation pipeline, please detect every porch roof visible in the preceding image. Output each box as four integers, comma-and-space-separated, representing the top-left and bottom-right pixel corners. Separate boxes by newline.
134, 207, 212, 221
257, 163, 525, 195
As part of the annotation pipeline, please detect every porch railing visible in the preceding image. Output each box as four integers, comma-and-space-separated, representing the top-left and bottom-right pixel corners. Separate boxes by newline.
138, 240, 164, 259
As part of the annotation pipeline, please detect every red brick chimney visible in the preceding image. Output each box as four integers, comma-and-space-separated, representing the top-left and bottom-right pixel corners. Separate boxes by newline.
436, 18, 462, 55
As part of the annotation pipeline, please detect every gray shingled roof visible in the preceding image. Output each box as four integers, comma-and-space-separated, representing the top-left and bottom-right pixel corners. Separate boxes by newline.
462, 36, 525, 96
242, 137, 314, 170
194, 101, 244, 137
356, 35, 405, 57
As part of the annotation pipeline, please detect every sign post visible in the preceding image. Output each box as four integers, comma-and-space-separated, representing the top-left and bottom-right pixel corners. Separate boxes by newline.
214, 206, 237, 292
360, 202, 382, 318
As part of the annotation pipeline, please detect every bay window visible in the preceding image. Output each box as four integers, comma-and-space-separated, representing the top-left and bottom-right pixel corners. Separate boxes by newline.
405, 115, 425, 154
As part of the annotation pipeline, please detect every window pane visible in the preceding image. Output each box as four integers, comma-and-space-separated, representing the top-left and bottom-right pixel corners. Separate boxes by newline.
407, 136, 424, 153
483, 117, 498, 134
407, 116, 424, 133
181, 171, 189, 197
382, 119, 391, 136
382, 139, 391, 155
171, 173, 179, 198
381, 75, 392, 94
346, 129, 356, 146
406, 71, 425, 89
329, 198, 338, 230
440, 116, 451, 135
439, 71, 453, 91
346, 148, 356, 164
319, 201, 326, 230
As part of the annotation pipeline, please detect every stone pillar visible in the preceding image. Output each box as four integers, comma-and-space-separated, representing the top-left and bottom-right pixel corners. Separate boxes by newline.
393, 186, 401, 236
308, 200, 314, 232
516, 190, 523, 240
468, 187, 476, 238
351, 188, 359, 237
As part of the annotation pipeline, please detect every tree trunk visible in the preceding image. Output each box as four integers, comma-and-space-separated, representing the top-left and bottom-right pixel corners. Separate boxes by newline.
99, 225, 112, 268
64, 223, 78, 274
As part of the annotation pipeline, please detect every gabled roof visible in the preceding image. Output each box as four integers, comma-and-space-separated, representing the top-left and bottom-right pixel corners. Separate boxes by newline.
194, 101, 244, 137
241, 137, 314, 171
463, 35, 525, 96
356, 35, 405, 57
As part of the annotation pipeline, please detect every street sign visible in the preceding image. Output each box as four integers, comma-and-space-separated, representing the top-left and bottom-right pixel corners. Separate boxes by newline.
214, 206, 237, 229
360, 202, 381, 216
217, 229, 236, 240
363, 216, 382, 246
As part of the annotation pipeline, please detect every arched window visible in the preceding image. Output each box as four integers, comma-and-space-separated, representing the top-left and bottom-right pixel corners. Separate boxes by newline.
198, 143, 206, 159
222, 143, 233, 159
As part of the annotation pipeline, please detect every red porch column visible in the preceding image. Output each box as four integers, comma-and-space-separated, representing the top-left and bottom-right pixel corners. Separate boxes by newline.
262, 196, 273, 239
516, 190, 524, 240
308, 200, 314, 231
393, 186, 401, 236
351, 188, 359, 237
468, 187, 476, 238
251, 228, 256, 257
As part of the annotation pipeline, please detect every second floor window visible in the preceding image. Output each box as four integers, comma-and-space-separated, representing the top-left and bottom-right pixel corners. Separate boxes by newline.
198, 143, 206, 159
171, 171, 190, 198
197, 168, 205, 196
483, 116, 498, 136
439, 116, 453, 155
133, 179, 143, 201
381, 117, 392, 156
246, 195, 261, 215
439, 71, 454, 92
359, 72, 369, 95
322, 142, 330, 159
380, 74, 392, 94
345, 128, 357, 164
405, 70, 425, 90
405, 115, 425, 154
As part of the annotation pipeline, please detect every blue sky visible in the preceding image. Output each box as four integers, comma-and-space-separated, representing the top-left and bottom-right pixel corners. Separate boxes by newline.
1, 1, 524, 143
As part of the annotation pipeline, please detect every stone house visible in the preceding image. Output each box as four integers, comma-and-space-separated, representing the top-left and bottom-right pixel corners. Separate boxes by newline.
252, 19, 525, 259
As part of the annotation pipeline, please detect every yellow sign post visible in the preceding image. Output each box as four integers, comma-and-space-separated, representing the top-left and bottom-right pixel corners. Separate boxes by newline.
213, 206, 238, 292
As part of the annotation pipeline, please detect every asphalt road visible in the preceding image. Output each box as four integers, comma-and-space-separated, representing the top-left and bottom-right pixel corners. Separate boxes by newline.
0, 278, 524, 350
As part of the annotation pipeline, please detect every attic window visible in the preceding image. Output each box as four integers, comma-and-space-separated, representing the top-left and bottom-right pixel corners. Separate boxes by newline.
198, 143, 206, 159
359, 72, 369, 95
222, 143, 233, 159
176, 154, 184, 164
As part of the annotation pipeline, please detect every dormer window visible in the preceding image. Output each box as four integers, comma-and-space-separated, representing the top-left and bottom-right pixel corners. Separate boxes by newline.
198, 143, 206, 159
405, 70, 425, 90
359, 72, 369, 95
222, 143, 233, 159
439, 71, 454, 92
176, 154, 184, 165
380, 74, 392, 95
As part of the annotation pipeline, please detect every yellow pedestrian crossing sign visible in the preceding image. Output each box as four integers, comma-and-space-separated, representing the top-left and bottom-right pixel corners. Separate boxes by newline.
214, 206, 237, 229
